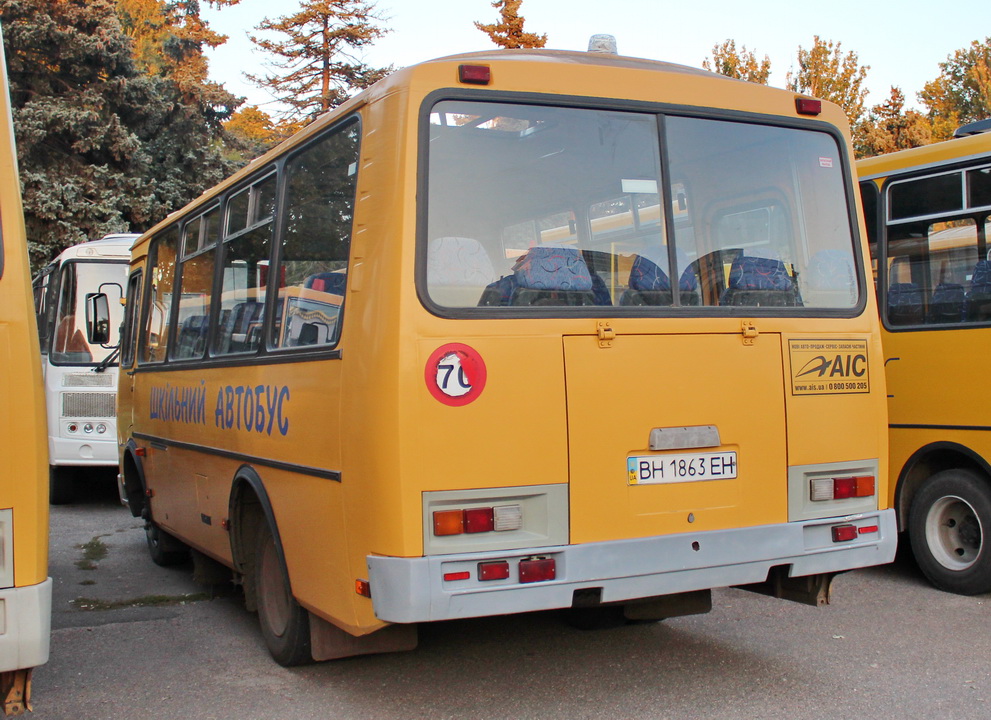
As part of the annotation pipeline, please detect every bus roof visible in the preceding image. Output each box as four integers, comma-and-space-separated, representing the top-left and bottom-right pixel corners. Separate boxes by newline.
857, 130, 991, 182
56, 233, 139, 262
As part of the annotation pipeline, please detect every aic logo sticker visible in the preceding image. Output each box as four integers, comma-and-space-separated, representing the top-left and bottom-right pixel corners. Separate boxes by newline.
789, 339, 870, 395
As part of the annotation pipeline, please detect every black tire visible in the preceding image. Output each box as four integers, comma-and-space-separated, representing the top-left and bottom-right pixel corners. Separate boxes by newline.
908, 468, 991, 595
49, 466, 75, 505
145, 521, 190, 567
254, 522, 312, 666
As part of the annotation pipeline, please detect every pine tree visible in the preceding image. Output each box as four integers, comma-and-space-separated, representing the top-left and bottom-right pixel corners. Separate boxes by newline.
919, 37, 991, 140
248, 0, 392, 125
2, 0, 241, 270
702, 40, 770, 85
474, 0, 546, 49
787, 36, 870, 129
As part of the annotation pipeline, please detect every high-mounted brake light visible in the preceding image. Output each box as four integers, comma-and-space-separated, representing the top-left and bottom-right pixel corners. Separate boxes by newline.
795, 97, 822, 116
459, 64, 491, 85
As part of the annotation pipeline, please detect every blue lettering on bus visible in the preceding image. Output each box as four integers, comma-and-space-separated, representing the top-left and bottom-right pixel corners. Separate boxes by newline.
149, 381, 207, 425
213, 384, 290, 437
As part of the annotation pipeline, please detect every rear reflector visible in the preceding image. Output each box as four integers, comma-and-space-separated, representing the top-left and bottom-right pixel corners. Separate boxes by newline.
795, 97, 822, 115
858, 525, 879, 535
478, 561, 510, 581
831, 524, 858, 542
443, 570, 471, 582
459, 64, 491, 85
519, 557, 556, 583
433, 510, 464, 536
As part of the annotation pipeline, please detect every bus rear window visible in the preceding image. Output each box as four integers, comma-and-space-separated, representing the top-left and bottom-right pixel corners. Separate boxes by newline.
423, 100, 860, 312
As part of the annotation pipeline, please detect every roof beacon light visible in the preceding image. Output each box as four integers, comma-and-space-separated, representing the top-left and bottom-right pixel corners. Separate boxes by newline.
588, 34, 618, 55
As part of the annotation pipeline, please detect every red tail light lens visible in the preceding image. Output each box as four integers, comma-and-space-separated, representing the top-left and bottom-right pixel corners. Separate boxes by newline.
459, 64, 491, 85
464, 507, 494, 533
478, 561, 510, 581
519, 558, 556, 583
831, 524, 858, 542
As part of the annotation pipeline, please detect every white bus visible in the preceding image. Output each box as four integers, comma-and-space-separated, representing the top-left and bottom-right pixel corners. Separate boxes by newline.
33, 234, 137, 503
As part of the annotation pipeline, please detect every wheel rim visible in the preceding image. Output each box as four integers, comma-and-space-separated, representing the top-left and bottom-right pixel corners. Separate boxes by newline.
925, 494, 983, 571
258, 534, 290, 638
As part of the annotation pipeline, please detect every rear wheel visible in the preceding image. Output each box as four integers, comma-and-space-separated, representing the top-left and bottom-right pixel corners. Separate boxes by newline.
145, 521, 190, 567
49, 466, 75, 505
908, 469, 991, 595
254, 522, 312, 666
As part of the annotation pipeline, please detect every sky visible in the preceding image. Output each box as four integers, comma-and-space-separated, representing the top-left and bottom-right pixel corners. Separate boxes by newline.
202, 0, 990, 114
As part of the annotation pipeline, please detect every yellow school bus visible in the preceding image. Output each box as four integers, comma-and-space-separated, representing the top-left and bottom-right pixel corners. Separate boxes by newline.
0, 27, 52, 715
858, 120, 991, 594
113, 42, 895, 665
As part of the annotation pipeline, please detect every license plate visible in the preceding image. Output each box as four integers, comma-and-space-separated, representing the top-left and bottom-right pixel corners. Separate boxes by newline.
627, 451, 738, 485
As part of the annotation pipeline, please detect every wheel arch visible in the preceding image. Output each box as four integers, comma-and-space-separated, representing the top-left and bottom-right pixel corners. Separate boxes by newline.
121, 439, 149, 519
894, 441, 991, 529
228, 465, 289, 585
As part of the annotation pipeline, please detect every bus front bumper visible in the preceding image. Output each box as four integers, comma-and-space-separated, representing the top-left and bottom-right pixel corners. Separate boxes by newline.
366, 510, 896, 624
0, 578, 52, 673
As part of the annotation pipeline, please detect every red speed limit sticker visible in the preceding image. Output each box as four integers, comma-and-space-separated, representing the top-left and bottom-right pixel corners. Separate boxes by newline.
425, 343, 487, 406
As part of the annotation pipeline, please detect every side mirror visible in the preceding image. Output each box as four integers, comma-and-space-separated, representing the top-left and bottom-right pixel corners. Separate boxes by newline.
85, 292, 111, 345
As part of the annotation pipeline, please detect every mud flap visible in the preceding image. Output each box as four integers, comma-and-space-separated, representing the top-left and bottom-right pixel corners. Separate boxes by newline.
310, 614, 418, 661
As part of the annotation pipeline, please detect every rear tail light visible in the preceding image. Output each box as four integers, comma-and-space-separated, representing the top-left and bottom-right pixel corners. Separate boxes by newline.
811, 475, 875, 502
464, 507, 494, 533
831, 524, 858, 542
519, 557, 556, 583
432, 504, 523, 536
478, 561, 510, 581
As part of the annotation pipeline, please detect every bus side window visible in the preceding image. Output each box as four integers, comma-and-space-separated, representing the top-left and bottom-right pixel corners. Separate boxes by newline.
141, 227, 179, 364
271, 119, 359, 350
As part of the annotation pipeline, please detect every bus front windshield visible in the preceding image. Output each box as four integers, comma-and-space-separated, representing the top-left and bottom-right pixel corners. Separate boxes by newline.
424, 100, 861, 312
51, 261, 126, 365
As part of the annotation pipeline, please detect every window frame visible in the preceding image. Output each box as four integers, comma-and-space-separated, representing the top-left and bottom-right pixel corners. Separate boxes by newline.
414, 89, 867, 320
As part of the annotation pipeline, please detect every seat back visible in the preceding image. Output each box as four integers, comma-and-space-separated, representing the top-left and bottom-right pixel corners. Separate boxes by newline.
886, 282, 925, 326
510, 247, 596, 306
720, 255, 801, 307
967, 259, 991, 321
929, 282, 966, 324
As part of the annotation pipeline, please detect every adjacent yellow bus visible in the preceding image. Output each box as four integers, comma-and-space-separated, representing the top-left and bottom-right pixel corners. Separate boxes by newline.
113, 43, 895, 665
858, 120, 991, 594
0, 27, 52, 716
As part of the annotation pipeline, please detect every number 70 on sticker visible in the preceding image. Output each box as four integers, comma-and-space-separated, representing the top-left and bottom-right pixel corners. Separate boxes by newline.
425, 343, 487, 406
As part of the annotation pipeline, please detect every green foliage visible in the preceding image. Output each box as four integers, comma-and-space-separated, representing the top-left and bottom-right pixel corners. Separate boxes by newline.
247, 0, 392, 125
919, 37, 991, 140
856, 87, 933, 159
475, 0, 547, 50
787, 36, 870, 128
702, 40, 770, 85
1, 0, 241, 271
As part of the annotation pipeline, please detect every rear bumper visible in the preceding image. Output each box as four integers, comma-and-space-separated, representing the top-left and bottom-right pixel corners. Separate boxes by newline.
0, 578, 52, 672
50, 436, 118, 466
367, 509, 896, 623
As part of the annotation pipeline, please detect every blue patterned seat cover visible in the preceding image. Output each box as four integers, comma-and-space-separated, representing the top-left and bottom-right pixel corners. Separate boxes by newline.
629, 252, 697, 292
726, 255, 793, 292
513, 246, 593, 291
